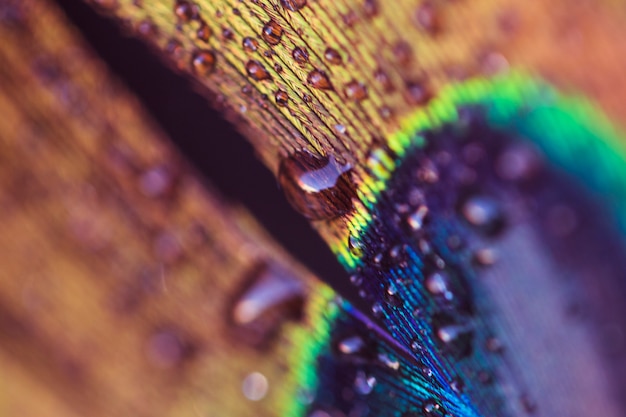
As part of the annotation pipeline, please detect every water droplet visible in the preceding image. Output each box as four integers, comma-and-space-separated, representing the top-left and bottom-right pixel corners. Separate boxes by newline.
378, 353, 400, 370
450, 377, 464, 393
292, 46, 309, 64
425, 271, 453, 301
349, 274, 363, 286
146, 328, 193, 369
354, 371, 376, 395
324, 47, 342, 65
473, 248, 498, 266
407, 205, 429, 231
414, 2, 440, 34
137, 19, 159, 37
275, 90, 289, 106
242, 36, 259, 52
486, 336, 504, 353
191, 50, 216, 76
307, 69, 333, 90
274, 63, 283, 73
406, 80, 432, 105
261, 20, 284, 45
434, 315, 473, 358
246, 60, 271, 81
174, 0, 199, 23
496, 143, 542, 181
520, 394, 537, 414
139, 164, 176, 198
196, 21, 211, 42
222, 27, 235, 41
231, 263, 305, 346
393, 40, 412, 65
338, 335, 364, 354
422, 398, 445, 415
281, 0, 307, 11
334, 124, 347, 135
374, 68, 393, 92
410, 339, 423, 352
363, 0, 379, 18
344, 80, 368, 102
278, 152, 355, 220
461, 195, 504, 234
371, 302, 383, 317
242, 372, 269, 401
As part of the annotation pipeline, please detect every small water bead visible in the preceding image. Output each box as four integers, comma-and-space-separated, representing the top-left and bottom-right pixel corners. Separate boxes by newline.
344, 80, 368, 102
246, 60, 271, 81
242, 36, 259, 52
137, 19, 159, 38
461, 195, 504, 234
146, 328, 192, 369
374, 68, 394, 92
221, 27, 235, 41
473, 247, 498, 266
371, 302, 384, 317
422, 399, 446, 416
274, 63, 283, 73
406, 80, 432, 105
485, 336, 504, 353
496, 142, 542, 181
278, 152, 355, 220
231, 263, 305, 346
378, 353, 400, 370
338, 335, 365, 354
425, 271, 454, 301
242, 372, 269, 401
354, 370, 377, 395
349, 274, 363, 286
275, 90, 289, 106
191, 50, 216, 76
324, 47, 343, 65
393, 40, 413, 65
196, 22, 211, 42
363, 0, 379, 18
334, 124, 347, 135
434, 318, 473, 358
410, 339, 424, 352
174, 0, 199, 23
450, 377, 464, 394
307, 69, 333, 90
414, 2, 440, 34
261, 20, 284, 45
292, 46, 309, 64
281, 0, 307, 11
407, 205, 429, 231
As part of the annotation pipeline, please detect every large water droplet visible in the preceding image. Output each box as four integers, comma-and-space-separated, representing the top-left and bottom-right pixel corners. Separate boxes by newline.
242, 36, 259, 53
337, 335, 365, 354
378, 353, 400, 370
174, 0, 199, 23
242, 372, 269, 401
292, 47, 309, 64
433, 315, 473, 358
281, 0, 307, 11
307, 69, 333, 90
324, 47, 342, 65
261, 20, 284, 45
344, 80, 368, 102
278, 152, 355, 220
425, 271, 453, 301
354, 370, 376, 395
422, 398, 446, 416
407, 205, 429, 231
246, 60, 271, 81
461, 195, 504, 235
191, 50, 216, 76
231, 263, 305, 346
275, 90, 289, 106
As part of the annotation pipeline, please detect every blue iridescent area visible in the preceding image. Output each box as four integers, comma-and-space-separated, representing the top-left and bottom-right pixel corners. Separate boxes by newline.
306, 81, 626, 416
